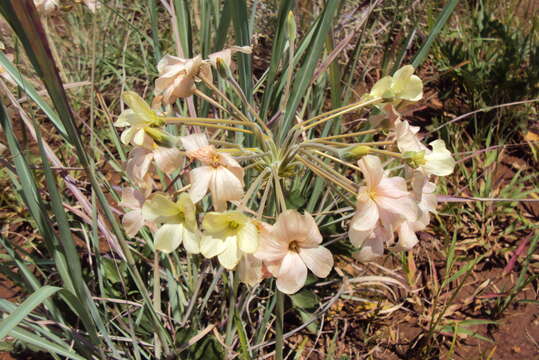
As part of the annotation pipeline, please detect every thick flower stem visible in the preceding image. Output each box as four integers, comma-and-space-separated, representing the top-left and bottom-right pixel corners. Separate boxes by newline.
164, 116, 249, 127
225, 272, 240, 354
299, 97, 382, 131
313, 128, 379, 141
312, 150, 362, 172
275, 289, 285, 360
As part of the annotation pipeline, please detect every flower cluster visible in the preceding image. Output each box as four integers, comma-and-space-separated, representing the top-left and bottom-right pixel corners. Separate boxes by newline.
115, 48, 454, 294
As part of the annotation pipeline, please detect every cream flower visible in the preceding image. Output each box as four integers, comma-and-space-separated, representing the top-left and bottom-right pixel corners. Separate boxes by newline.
181, 134, 244, 211
119, 187, 147, 238
395, 119, 456, 176
155, 55, 210, 104
366, 65, 423, 104
348, 155, 418, 260
0, 143, 6, 155
114, 91, 165, 148
200, 211, 259, 270
34, 0, 59, 14
142, 193, 199, 254
255, 210, 333, 295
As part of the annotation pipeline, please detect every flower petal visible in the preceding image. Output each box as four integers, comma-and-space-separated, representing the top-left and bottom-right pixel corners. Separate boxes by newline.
370, 76, 393, 98
254, 226, 288, 263
237, 254, 263, 286
276, 252, 308, 294
218, 236, 242, 270
423, 139, 455, 176
348, 227, 372, 248
238, 221, 259, 254
354, 234, 385, 262
142, 193, 180, 221
358, 155, 384, 188
182, 228, 200, 254
188, 166, 212, 203
122, 91, 156, 122
153, 147, 182, 174
200, 235, 226, 259
396, 221, 419, 250
123, 209, 144, 238
350, 198, 379, 231
180, 133, 209, 152
154, 223, 184, 254
299, 246, 333, 278
209, 167, 244, 206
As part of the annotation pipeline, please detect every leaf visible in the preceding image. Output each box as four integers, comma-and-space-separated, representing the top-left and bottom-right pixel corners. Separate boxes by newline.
291, 289, 320, 309
0, 286, 61, 341
9, 327, 87, 360
412, 0, 459, 67
278, 1, 342, 140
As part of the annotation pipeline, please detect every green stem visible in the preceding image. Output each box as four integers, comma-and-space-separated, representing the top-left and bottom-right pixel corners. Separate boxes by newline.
275, 289, 285, 360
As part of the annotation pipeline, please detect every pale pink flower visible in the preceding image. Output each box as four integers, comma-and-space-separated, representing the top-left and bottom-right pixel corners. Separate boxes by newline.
348, 155, 418, 261
255, 210, 333, 294
181, 133, 244, 211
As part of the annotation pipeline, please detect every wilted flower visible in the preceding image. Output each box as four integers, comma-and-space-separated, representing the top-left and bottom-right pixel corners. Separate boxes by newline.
142, 192, 199, 254
208, 46, 252, 69
155, 55, 209, 105
119, 187, 147, 238
348, 155, 418, 260
200, 211, 258, 270
114, 91, 165, 148
366, 65, 423, 104
255, 210, 333, 295
124, 145, 182, 192
155, 47, 251, 105
181, 134, 244, 211
395, 118, 455, 176
34, 0, 59, 14
237, 254, 264, 286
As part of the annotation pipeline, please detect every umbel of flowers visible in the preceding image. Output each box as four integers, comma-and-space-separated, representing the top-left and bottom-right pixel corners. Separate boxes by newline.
114, 45, 455, 295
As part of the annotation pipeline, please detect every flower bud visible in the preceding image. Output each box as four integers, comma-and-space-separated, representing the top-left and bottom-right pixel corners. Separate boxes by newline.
342, 145, 372, 161
287, 11, 297, 42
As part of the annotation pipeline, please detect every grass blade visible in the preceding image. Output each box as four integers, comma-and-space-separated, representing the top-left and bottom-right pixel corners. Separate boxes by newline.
412, 0, 459, 67
0, 286, 61, 341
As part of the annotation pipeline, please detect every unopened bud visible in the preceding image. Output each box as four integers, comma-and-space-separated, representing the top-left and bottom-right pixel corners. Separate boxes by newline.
287, 11, 297, 42
342, 145, 372, 160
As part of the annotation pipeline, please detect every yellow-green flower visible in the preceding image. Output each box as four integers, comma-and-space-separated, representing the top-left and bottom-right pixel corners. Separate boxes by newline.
142, 192, 199, 254
114, 91, 165, 148
366, 65, 423, 104
200, 211, 258, 270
